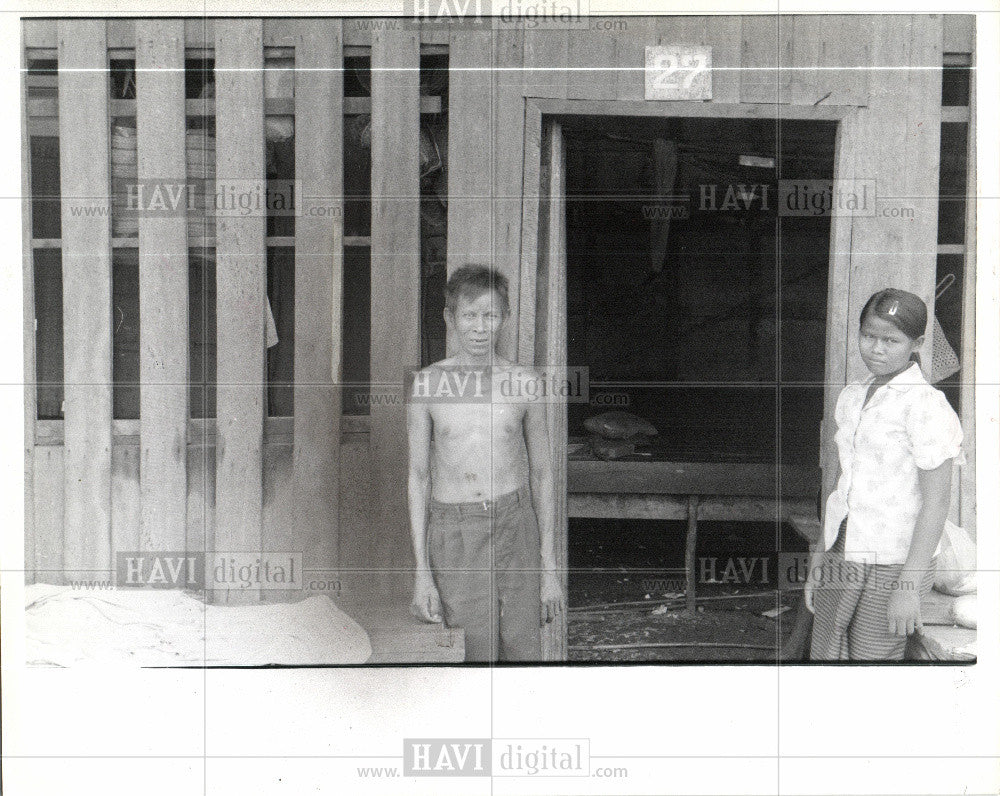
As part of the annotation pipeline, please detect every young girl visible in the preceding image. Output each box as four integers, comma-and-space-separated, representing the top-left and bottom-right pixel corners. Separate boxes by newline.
806, 288, 964, 660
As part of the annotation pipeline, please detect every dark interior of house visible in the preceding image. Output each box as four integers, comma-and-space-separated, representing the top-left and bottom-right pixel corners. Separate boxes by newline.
561, 114, 838, 467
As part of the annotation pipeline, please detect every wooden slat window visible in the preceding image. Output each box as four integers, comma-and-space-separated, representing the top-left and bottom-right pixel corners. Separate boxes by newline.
27, 53, 63, 421
935, 53, 972, 416
264, 50, 296, 416
33, 248, 63, 420
266, 246, 294, 415
343, 53, 372, 415
420, 50, 448, 366
112, 247, 140, 419
189, 249, 216, 419
187, 53, 216, 417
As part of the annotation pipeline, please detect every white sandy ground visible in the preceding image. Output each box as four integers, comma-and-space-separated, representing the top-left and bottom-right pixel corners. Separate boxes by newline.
25, 585, 371, 666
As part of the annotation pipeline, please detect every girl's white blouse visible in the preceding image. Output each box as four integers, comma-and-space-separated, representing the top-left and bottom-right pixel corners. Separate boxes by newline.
823, 362, 964, 565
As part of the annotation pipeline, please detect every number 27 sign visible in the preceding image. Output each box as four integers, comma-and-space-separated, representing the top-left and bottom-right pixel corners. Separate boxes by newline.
645, 45, 712, 101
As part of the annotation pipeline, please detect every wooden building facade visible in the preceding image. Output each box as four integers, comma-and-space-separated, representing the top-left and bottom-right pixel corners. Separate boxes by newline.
22, 15, 976, 661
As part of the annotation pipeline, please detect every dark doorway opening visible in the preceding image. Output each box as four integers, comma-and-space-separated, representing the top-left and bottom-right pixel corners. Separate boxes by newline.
562, 114, 838, 466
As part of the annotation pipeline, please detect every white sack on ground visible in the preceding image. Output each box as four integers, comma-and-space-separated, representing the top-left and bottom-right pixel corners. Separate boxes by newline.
951, 594, 977, 630
25, 585, 371, 666
933, 520, 977, 596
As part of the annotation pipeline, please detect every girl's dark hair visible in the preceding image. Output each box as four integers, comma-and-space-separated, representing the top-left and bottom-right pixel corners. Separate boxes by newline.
445, 264, 510, 316
860, 288, 927, 340
860, 288, 928, 364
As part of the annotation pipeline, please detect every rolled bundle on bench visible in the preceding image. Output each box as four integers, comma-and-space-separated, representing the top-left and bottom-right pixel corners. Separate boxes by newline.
583, 411, 658, 440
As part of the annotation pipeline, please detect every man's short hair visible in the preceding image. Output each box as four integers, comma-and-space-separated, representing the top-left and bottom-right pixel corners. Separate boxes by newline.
444, 264, 510, 316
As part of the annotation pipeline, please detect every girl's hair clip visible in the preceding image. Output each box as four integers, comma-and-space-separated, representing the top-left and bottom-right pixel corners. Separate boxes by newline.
886, 300, 900, 316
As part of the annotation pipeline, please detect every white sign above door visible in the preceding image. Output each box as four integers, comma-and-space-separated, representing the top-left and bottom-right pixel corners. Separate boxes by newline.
645, 45, 712, 101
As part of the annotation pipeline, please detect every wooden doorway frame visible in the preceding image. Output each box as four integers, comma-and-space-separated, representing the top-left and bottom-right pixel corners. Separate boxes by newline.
517, 97, 854, 661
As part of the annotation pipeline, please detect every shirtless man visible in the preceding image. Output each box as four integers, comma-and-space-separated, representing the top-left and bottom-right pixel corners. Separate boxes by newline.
407, 265, 564, 662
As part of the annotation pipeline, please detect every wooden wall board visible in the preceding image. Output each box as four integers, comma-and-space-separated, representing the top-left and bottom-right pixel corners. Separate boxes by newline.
136, 19, 189, 555
821, 110, 859, 507
493, 27, 526, 360
58, 20, 113, 583
335, 435, 373, 570
943, 14, 975, 53
369, 28, 421, 570
262, 441, 296, 603
567, 21, 618, 101
111, 443, 142, 562
740, 15, 793, 105
23, 18, 57, 48
844, 15, 942, 385
705, 15, 742, 104
516, 100, 544, 366
106, 18, 135, 49
185, 445, 215, 567
790, 15, 871, 106
960, 51, 976, 534
292, 19, 343, 578
33, 447, 64, 585
539, 121, 568, 661
447, 29, 494, 280
22, 39, 36, 584
213, 19, 266, 603
522, 28, 569, 99
614, 16, 657, 101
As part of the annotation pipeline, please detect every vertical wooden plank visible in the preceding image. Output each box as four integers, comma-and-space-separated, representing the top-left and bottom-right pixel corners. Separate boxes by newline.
519, 27, 567, 370
136, 19, 188, 556
943, 14, 975, 53
790, 15, 871, 106
654, 14, 701, 45
183, 18, 215, 49
566, 19, 618, 101
336, 434, 373, 570
112, 443, 141, 558
292, 19, 343, 582
615, 16, 656, 101
23, 18, 57, 48
844, 15, 941, 385
705, 15, 742, 104
447, 29, 494, 279
214, 19, 265, 603
58, 20, 112, 584
842, 15, 911, 386
517, 100, 543, 366
740, 15, 792, 105
905, 14, 944, 349
22, 33, 37, 583
538, 121, 567, 661
262, 441, 295, 603
685, 495, 699, 614
33, 447, 64, 585
821, 110, 859, 506
185, 442, 215, 567
494, 27, 525, 360
523, 27, 569, 99
370, 26, 420, 575
959, 48, 976, 535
